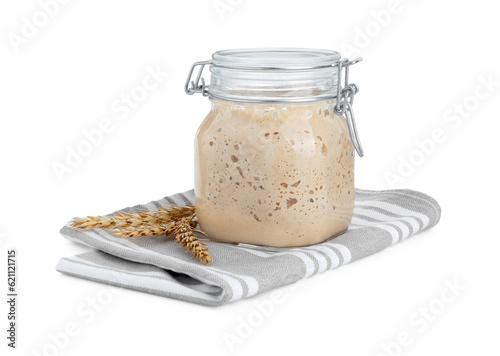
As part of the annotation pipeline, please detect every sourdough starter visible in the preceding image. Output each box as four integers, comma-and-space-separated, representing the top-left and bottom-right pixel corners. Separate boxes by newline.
194, 99, 354, 247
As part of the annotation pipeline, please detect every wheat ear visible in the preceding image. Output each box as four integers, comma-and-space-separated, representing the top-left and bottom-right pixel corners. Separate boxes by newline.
173, 218, 212, 265
112, 223, 177, 239
70, 205, 195, 230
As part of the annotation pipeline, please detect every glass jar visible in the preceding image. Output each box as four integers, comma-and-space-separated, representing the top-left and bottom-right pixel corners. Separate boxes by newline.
186, 48, 363, 248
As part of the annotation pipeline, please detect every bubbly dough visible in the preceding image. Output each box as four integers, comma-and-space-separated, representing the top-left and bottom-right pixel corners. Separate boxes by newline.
194, 99, 354, 247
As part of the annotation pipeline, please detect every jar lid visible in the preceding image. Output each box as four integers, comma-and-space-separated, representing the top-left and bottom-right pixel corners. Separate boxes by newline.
207, 48, 344, 103
211, 48, 342, 70
185, 48, 361, 105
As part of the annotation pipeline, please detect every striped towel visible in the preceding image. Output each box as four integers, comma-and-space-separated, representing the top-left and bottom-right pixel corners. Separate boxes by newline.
56, 188, 441, 306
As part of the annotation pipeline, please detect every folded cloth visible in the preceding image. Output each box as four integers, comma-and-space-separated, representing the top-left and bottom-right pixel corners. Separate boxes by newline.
56, 188, 441, 306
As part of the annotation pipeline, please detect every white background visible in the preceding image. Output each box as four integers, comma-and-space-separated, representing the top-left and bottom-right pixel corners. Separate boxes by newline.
1, 0, 499, 355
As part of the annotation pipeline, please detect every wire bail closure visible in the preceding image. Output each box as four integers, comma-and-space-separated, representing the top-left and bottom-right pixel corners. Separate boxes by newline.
185, 55, 364, 157
184, 60, 212, 96
333, 57, 364, 157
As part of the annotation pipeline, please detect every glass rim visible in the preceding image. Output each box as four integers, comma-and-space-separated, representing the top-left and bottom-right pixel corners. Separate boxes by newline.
211, 48, 342, 71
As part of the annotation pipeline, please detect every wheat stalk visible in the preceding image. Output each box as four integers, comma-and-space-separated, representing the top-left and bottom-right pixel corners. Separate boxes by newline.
70, 205, 212, 264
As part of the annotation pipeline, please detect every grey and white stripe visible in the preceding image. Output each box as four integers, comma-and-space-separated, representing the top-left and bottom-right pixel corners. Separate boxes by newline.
56, 188, 441, 306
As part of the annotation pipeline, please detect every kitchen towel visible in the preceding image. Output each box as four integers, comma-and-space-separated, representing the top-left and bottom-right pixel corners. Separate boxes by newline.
56, 188, 441, 306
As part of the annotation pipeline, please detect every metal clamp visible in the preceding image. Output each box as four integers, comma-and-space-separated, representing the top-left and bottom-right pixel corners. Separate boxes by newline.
333, 57, 364, 157
184, 60, 212, 96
